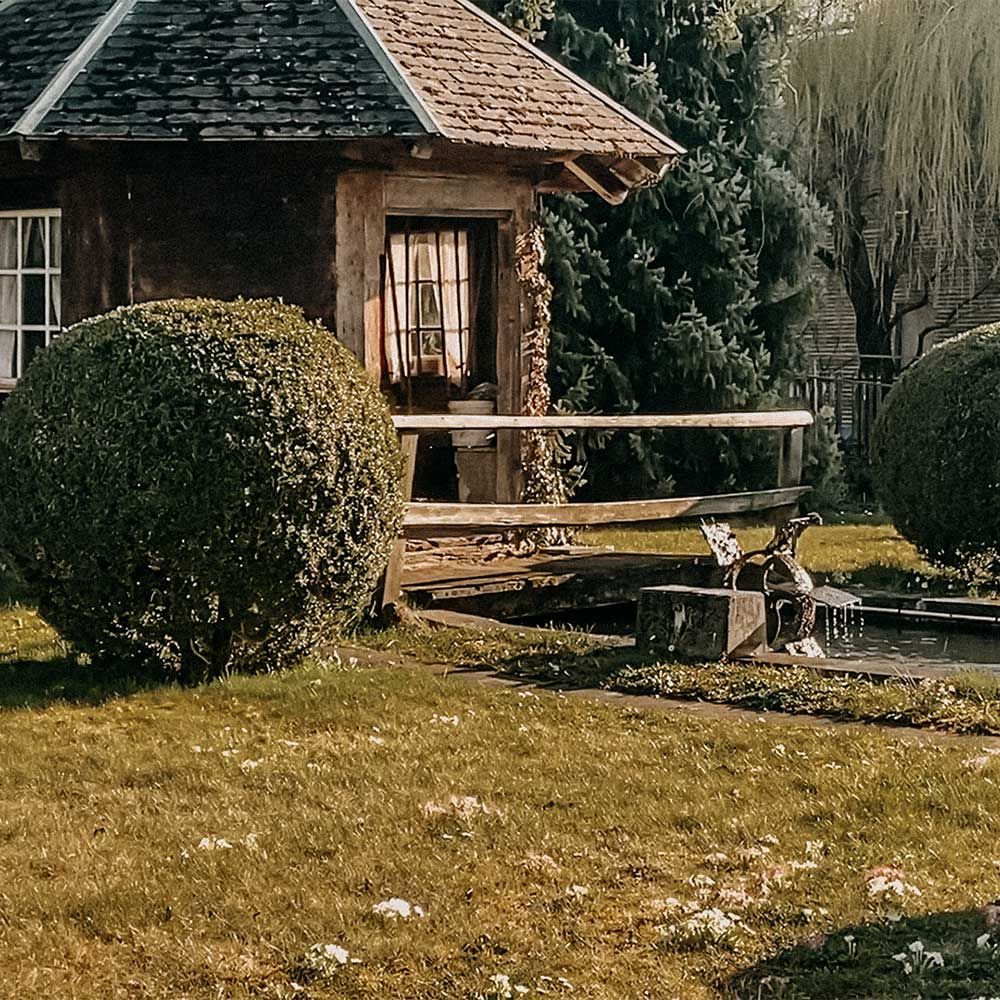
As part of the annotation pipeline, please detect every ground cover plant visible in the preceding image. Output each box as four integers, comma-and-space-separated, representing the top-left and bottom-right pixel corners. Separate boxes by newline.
371, 624, 1000, 739
0, 298, 402, 681
4, 608, 1000, 999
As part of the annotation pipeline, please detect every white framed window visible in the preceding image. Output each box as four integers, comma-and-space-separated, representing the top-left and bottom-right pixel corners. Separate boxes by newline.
0, 209, 62, 390
383, 224, 471, 388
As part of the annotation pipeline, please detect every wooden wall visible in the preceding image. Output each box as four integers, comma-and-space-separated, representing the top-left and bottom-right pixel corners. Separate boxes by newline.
4, 143, 537, 499
55, 147, 339, 330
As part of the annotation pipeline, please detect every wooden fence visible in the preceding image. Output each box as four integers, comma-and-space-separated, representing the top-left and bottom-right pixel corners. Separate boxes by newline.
381, 410, 814, 608
793, 374, 892, 457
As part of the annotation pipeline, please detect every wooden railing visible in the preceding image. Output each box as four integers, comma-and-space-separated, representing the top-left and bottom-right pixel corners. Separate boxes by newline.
381, 410, 814, 609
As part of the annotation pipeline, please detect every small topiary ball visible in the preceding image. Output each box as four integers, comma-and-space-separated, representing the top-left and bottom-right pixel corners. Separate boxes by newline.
0, 299, 402, 679
872, 322, 1000, 576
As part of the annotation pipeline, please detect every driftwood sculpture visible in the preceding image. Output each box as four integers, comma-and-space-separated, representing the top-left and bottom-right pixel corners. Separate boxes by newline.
701, 514, 824, 656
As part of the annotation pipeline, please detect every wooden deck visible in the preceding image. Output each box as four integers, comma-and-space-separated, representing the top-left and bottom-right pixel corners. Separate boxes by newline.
401, 544, 721, 619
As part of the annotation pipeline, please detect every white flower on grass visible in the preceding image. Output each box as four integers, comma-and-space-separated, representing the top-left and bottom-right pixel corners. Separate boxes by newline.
644, 897, 682, 915
893, 940, 944, 975
718, 887, 757, 909
302, 943, 351, 976
843, 935, 858, 959
420, 795, 503, 821
688, 874, 716, 889
565, 884, 589, 900
704, 852, 730, 866
658, 907, 740, 948
978, 932, 993, 950
865, 866, 922, 900
430, 714, 461, 726
479, 974, 530, 999
372, 897, 425, 920
197, 836, 233, 851
369, 735, 387, 746
240, 758, 263, 772
521, 852, 561, 875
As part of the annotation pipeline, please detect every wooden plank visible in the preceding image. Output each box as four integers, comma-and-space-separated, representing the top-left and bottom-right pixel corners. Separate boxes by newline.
380, 432, 419, 612
778, 426, 805, 487
393, 411, 814, 432
495, 190, 533, 503
403, 487, 810, 533
383, 173, 522, 216
416, 608, 631, 647
335, 170, 385, 373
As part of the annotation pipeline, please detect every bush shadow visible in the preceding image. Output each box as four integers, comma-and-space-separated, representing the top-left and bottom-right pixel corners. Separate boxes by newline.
728, 907, 999, 999
0, 654, 172, 711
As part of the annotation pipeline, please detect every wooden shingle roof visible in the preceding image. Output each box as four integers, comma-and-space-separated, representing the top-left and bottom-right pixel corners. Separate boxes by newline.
0, 0, 681, 165
354, 0, 679, 159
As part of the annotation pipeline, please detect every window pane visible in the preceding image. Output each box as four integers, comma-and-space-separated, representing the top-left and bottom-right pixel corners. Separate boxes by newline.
50, 216, 61, 270
22, 274, 45, 326
49, 274, 61, 326
22, 217, 46, 269
0, 219, 15, 270
0, 276, 15, 325
21, 330, 46, 372
0, 331, 14, 378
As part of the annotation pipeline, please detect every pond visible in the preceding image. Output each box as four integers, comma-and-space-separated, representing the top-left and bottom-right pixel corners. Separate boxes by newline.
510, 603, 1000, 669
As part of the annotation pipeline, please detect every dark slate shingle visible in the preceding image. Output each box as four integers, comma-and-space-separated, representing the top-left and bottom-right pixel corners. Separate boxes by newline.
0, 0, 110, 134
5, 0, 425, 139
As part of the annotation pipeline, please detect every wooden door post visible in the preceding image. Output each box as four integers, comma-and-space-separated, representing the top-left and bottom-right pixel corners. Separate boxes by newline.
778, 426, 805, 488
380, 431, 419, 613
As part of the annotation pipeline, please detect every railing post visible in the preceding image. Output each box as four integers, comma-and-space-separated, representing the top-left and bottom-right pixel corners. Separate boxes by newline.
380, 431, 419, 614
778, 426, 804, 488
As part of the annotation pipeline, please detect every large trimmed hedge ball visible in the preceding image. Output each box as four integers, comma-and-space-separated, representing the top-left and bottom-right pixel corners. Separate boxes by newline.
872, 322, 1000, 574
0, 299, 402, 678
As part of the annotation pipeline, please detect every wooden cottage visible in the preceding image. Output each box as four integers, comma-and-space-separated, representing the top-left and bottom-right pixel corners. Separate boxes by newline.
0, 0, 682, 500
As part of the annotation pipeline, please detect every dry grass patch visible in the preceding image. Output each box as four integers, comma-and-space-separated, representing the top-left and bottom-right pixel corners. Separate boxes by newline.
1, 626, 1000, 996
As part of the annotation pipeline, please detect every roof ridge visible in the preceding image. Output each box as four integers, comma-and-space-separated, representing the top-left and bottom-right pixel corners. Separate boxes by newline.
334, 0, 442, 137
11, 0, 140, 137
451, 0, 684, 159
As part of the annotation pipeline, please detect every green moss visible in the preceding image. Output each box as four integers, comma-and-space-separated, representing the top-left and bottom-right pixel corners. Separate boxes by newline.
0, 298, 402, 679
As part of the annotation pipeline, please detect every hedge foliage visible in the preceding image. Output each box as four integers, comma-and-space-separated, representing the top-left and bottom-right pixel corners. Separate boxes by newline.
0, 299, 402, 679
872, 322, 1000, 576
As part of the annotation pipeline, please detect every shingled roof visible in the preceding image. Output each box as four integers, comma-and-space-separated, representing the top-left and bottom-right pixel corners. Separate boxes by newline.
0, 0, 681, 167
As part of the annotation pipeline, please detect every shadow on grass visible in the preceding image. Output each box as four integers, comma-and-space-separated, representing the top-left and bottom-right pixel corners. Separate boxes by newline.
0, 655, 172, 711
728, 908, 998, 999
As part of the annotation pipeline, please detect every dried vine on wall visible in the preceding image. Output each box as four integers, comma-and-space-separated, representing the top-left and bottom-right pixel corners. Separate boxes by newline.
515, 225, 575, 549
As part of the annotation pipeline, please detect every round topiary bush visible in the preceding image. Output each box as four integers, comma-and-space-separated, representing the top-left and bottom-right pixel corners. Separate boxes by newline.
872, 322, 1000, 576
0, 298, 402, 679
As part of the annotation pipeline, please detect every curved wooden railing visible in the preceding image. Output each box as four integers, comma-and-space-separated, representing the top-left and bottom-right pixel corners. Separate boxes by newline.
380, 410, 814, 609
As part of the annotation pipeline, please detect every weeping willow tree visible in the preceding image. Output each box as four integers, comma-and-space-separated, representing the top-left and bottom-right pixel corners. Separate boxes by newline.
792, 0, 1000, 373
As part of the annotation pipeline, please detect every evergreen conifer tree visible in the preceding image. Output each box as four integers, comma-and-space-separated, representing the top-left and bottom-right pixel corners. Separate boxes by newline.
490, 0, 826, 497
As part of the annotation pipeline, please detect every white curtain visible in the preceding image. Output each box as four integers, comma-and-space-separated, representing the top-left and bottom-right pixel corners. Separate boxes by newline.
384, 228, 470, 386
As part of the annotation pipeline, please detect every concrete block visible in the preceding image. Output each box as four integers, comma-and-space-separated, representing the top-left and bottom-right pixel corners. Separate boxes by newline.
636, 585, 767, 661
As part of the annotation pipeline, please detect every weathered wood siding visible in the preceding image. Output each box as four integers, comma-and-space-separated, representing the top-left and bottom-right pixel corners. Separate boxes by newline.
54, 148, 339, 331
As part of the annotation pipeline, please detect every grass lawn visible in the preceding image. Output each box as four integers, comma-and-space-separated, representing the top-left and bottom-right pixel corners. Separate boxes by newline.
2, 604, 1000, 997
586, 522, 950, 593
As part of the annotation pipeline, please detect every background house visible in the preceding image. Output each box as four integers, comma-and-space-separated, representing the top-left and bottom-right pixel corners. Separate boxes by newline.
0, 0, 681, 499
